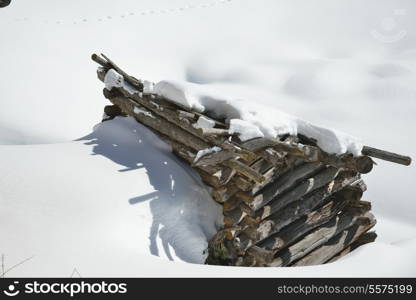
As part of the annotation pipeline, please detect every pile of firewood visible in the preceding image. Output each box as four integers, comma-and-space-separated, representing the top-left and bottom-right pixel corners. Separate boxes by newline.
92, 53, 412, 267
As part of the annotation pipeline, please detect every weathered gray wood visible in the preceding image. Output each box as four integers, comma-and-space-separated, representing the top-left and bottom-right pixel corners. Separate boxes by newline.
178, 110, 196, 121
222, 159, 266, 184
264, 171, 359, 229
100, 53, 144, 91
249, 157, 303, 195
158, 134, 258, 200
106, 95, 212, 152
292, 212, 376, 266
362, 145, 411, 166
104, 90, 264, 182
164, 137, 222, 174
199, 128, 232, 136
270, 204, 371, 267
242, 137, 317, 160
241, 137, 376, 174
92, 53, 111, 69
236, 171, 360, 250
257, 186, 363, 252
249, 162, 323, 211
193, 150, 239, 167
93, 54, 144, 91
260, 148, 287, 167
104, 72, 257, 161
99, 68, 256, 163
258, 167, 340, 219
326, 231, 377, 263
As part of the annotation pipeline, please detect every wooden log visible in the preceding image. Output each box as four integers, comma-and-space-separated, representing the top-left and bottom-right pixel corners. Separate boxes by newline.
326, 231, 377, 263
196, 170, 226, 191
260, 148, 287, 168
241, 137, 375, 174
264, 171, 359, 231
107, 95, 210, 151
92, 54, 111, 70
362, 146, 411, 166
270, 203, 372, 267
223, 202, 253, 227
257, 166, 340, 219
222, 159, 266, 184
98, 65, 257, 163
242, 137, 314, 159
223, 194, 243, 212
162, 136, 239, 187
94, 53, 144, 91
236, 171, 360, 250
249, 156, 302, 195
178, 110, 196, 121
354, 155, 374, 174
104, 91, 264, 182
242, 246, 275, 267
248, 162, 323, 211
199, 128, 232, 136
193, 149, 239, 167
223, 157, 277, 193
105, 94, 255, 191
250, 158, 274, 174
291, 212, 376, 266
257, 185, 364, 252
211, 184, 240, 204
149, 130, 257, 200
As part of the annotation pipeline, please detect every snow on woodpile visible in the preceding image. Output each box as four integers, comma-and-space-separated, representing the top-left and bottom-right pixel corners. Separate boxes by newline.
154, 80, 363, 156
93, 52, 414, 268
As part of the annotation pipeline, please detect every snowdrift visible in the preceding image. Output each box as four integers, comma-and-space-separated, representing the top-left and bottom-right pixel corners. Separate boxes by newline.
1, 0, 416, 277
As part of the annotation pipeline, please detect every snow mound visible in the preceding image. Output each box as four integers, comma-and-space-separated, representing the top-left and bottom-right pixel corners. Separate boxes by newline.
0, 117, 223, 276
154, 80, 363, 155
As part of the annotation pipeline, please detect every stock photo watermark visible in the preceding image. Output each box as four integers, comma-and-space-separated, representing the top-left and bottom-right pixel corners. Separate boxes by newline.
371, 9, 407, 43
2, 280, 128, 297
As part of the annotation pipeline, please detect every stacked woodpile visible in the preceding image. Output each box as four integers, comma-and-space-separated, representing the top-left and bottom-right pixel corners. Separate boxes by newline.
92, 53, 412, 267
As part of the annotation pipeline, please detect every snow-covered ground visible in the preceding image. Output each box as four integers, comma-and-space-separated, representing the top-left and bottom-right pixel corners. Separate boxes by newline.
0, 0, 415, 277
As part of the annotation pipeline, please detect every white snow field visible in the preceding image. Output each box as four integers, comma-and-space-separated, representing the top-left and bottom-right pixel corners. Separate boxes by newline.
1, 0, 416, 277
